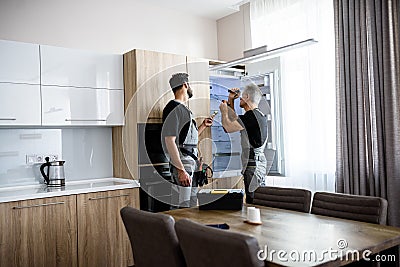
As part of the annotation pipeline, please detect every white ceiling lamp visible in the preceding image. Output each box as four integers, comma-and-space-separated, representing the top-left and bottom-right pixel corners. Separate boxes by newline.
209, 38, 318, 71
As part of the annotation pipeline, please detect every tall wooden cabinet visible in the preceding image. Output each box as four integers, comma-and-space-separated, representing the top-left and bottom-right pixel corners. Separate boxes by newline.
112, 49, 211, 180
128, 50, 187, 122
0, 195, 77, 267
187, 57, 212, 165
77, 188, 139, 267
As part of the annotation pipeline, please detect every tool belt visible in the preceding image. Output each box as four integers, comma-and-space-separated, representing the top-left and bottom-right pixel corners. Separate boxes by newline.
179, 146, 212, 187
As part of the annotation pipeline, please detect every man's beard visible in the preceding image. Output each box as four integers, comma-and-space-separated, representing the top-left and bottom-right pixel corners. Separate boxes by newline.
187, 87, 193, 98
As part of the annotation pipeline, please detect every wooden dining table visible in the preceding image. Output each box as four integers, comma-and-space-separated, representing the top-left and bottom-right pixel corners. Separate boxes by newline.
164, 204, 400, 267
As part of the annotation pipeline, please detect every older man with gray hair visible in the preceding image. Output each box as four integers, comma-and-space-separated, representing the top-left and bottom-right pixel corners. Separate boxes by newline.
219, 84, 268, 204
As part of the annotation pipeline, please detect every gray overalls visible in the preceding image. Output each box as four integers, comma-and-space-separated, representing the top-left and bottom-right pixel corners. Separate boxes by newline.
170, 112, 199, 208
241, 109, 267, 203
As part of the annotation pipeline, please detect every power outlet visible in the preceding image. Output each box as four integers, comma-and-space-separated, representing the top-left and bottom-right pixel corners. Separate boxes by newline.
47, 154, 59, 162
26, 154, 37, 165
26, 154, 59, 165
36, 155, 44, 163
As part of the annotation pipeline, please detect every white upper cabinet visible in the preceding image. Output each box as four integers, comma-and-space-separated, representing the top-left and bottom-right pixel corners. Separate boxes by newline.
0, 40, 40, 84
40, 45, 123, 89
41, 86, 124, 126
0, 83, 41, 125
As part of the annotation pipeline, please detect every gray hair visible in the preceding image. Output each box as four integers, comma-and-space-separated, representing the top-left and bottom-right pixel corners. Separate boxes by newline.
242, 83, 262, 105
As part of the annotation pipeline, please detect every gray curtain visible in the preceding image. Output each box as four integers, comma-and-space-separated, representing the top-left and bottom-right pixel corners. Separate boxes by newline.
334, 0, 400, 227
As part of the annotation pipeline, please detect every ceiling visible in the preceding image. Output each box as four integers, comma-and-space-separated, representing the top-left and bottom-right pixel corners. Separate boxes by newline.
144, 0, 248, 20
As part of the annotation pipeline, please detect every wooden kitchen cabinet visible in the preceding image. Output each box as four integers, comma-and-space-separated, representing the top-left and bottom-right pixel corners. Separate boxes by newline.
187, 57, 212, 165
76, 188, 139, 267
113, 49, 187, 180
0, 195, 77, 267
0, 187, 140, 267
187, 57, 210, 121
113, 49, 211, 180
124, 49, 187, 123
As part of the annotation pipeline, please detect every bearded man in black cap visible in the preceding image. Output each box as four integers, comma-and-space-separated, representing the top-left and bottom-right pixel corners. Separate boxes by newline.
162, 73, 213, 208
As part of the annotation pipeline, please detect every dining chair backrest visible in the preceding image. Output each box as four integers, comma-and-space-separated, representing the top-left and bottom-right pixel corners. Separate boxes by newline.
311, 192, 388, 225
253, 186, 312, 213
120, 206, 186, 267
175, 219, 265, 267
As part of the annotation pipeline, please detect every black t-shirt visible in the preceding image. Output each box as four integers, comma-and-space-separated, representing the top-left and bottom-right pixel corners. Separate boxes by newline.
238, 109, 268, 148
162, 100, 192, 146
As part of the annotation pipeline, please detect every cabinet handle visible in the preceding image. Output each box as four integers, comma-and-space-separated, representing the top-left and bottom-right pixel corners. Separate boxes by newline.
12, 201, 65, 209
0, 118, 16, 121
65, 119, 107, 122
88, 194, 130, 201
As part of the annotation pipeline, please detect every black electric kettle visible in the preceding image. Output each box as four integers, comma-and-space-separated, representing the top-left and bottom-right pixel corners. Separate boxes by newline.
40, 157, 66, 187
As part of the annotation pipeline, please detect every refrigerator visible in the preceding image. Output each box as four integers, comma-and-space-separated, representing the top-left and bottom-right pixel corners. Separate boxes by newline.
209, 58, 283, 177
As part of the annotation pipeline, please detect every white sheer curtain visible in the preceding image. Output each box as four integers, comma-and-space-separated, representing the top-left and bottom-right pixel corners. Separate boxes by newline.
250, 0, 336, 192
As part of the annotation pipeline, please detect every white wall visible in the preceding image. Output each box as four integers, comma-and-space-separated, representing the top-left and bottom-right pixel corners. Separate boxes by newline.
0, 128, 113, 187
217, 3, 252, 61
0, 0, 218, 59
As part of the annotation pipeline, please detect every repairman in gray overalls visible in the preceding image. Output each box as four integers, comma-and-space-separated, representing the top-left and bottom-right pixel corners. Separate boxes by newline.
219, 84, 268, 204
162, 73, 213, 208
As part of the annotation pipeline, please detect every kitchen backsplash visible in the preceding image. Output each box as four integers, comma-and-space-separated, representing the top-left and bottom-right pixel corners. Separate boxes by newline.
0, 128, 113, 187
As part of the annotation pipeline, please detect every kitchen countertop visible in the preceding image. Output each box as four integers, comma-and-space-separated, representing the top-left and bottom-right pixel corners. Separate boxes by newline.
0, 178, 140, 203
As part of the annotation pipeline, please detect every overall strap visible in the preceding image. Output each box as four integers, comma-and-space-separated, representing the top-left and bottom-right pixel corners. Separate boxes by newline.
179, 147, 198, 161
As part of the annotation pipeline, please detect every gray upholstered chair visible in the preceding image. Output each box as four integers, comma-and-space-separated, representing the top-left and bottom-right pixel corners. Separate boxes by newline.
175, 219, 265, 267
311, 192, 388, 225
253, 186, 312, 213
120, 206, 186, 267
